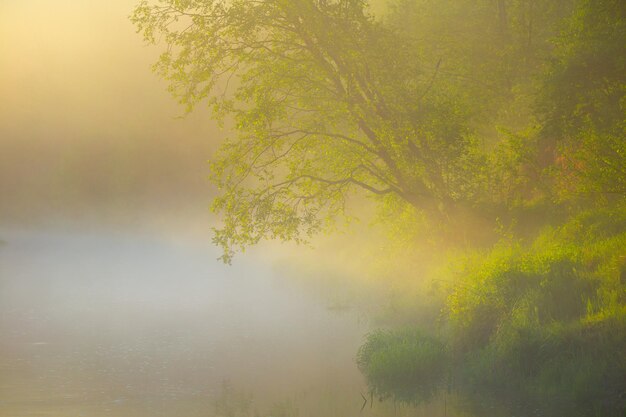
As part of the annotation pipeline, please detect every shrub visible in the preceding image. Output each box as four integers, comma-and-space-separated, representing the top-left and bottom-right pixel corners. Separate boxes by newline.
357, 328, 447, 404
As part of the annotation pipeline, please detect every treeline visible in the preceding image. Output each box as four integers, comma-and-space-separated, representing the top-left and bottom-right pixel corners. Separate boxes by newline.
358, 1, 625, 415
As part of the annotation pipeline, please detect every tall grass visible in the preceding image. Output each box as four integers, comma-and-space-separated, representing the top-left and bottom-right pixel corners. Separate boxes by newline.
358, 205, 626, 416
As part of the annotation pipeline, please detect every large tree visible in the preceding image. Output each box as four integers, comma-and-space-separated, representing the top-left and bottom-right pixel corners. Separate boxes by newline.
132, 0, 489, 261
538, 0, 626, 199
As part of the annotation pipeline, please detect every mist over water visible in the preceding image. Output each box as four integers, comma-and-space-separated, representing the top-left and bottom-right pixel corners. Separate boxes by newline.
0, 228, 374, 416
0, 1, 460, 415
0, 2, 404, 415
6, 0, 617, 415
0, 1, 398, 414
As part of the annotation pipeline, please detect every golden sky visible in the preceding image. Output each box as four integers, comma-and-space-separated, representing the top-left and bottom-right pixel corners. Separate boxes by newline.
0, 1, 220, 224
0, 0, 211, 140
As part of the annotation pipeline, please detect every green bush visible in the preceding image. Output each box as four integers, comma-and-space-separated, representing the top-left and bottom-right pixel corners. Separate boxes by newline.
357, 328, 447, 404
445, 206, 626, 415
358, 206, 626, 415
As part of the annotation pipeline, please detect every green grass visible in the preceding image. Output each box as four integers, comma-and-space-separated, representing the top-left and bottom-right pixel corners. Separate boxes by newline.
358, 205, 626, 416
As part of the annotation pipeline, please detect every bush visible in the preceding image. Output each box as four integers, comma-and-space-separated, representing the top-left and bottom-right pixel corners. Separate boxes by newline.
357, 328, 447, 404
357, 205, 626, 415
445, 206, 626, 416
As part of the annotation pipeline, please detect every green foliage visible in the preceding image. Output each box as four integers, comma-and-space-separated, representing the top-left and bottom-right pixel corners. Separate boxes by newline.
131, 0, 624, 261
460, 315, 626, 417
388, 0, 574, 131
357, 328, 446, 404
540, 0, 625, 138
539, 0, 626, 200
447, 205, 626, 344
132, 0, 626, 413
357, 206, 626, 415
131, 0, 507, 261
382, 206, 625, 414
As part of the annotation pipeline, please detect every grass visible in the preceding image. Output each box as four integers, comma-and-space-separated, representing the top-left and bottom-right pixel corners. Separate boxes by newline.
358, 205, 626, 416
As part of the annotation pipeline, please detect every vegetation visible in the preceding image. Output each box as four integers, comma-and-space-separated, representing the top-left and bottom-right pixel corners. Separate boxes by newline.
356, 207, 626, 416
449, 207, 625, 415
132, 0, 625, 415
357, 328, 446, 404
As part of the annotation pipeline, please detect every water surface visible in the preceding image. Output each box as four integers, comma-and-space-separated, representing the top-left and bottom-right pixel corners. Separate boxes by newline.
0, 228, 458, 416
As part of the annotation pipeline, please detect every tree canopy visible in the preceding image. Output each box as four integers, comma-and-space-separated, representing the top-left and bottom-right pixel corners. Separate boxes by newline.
131, 0, 491, 261
131, 0, 625, 261
133, 2, 626, 413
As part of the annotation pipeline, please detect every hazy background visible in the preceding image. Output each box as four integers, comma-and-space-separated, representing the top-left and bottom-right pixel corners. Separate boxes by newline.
0, 0, 397, 309
0, 0, 222, 231
2, 1, 615, 416
0, 3, 431, 416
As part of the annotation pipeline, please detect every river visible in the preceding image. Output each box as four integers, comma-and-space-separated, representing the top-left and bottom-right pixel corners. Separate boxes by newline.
0, 228, 458, 417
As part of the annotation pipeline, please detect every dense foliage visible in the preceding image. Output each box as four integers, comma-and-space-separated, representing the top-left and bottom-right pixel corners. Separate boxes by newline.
133, 0, 625, 414
357, 328, 446, 404
357, 1, 625, 415
443, 207, 626, 415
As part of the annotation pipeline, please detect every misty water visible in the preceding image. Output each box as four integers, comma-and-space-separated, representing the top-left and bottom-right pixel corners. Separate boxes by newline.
0, 228, 459, 417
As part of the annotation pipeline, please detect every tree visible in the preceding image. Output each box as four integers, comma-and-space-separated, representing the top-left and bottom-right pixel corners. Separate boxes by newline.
388, 0, 574, 132
132, 0, 483, 261
537, 0, 626, 199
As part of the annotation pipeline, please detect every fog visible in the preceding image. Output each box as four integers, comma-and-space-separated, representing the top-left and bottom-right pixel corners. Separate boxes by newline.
0, 2, 436, 416
0, 0, 219, 229
2, 0, 621, 416
0, 230, 375, 416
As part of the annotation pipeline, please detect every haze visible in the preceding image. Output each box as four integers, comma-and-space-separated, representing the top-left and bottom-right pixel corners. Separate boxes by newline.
0, 0, 219, 229
0, 1, 431, 416
0, 1, 400, 416
1, 1, 624, 416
